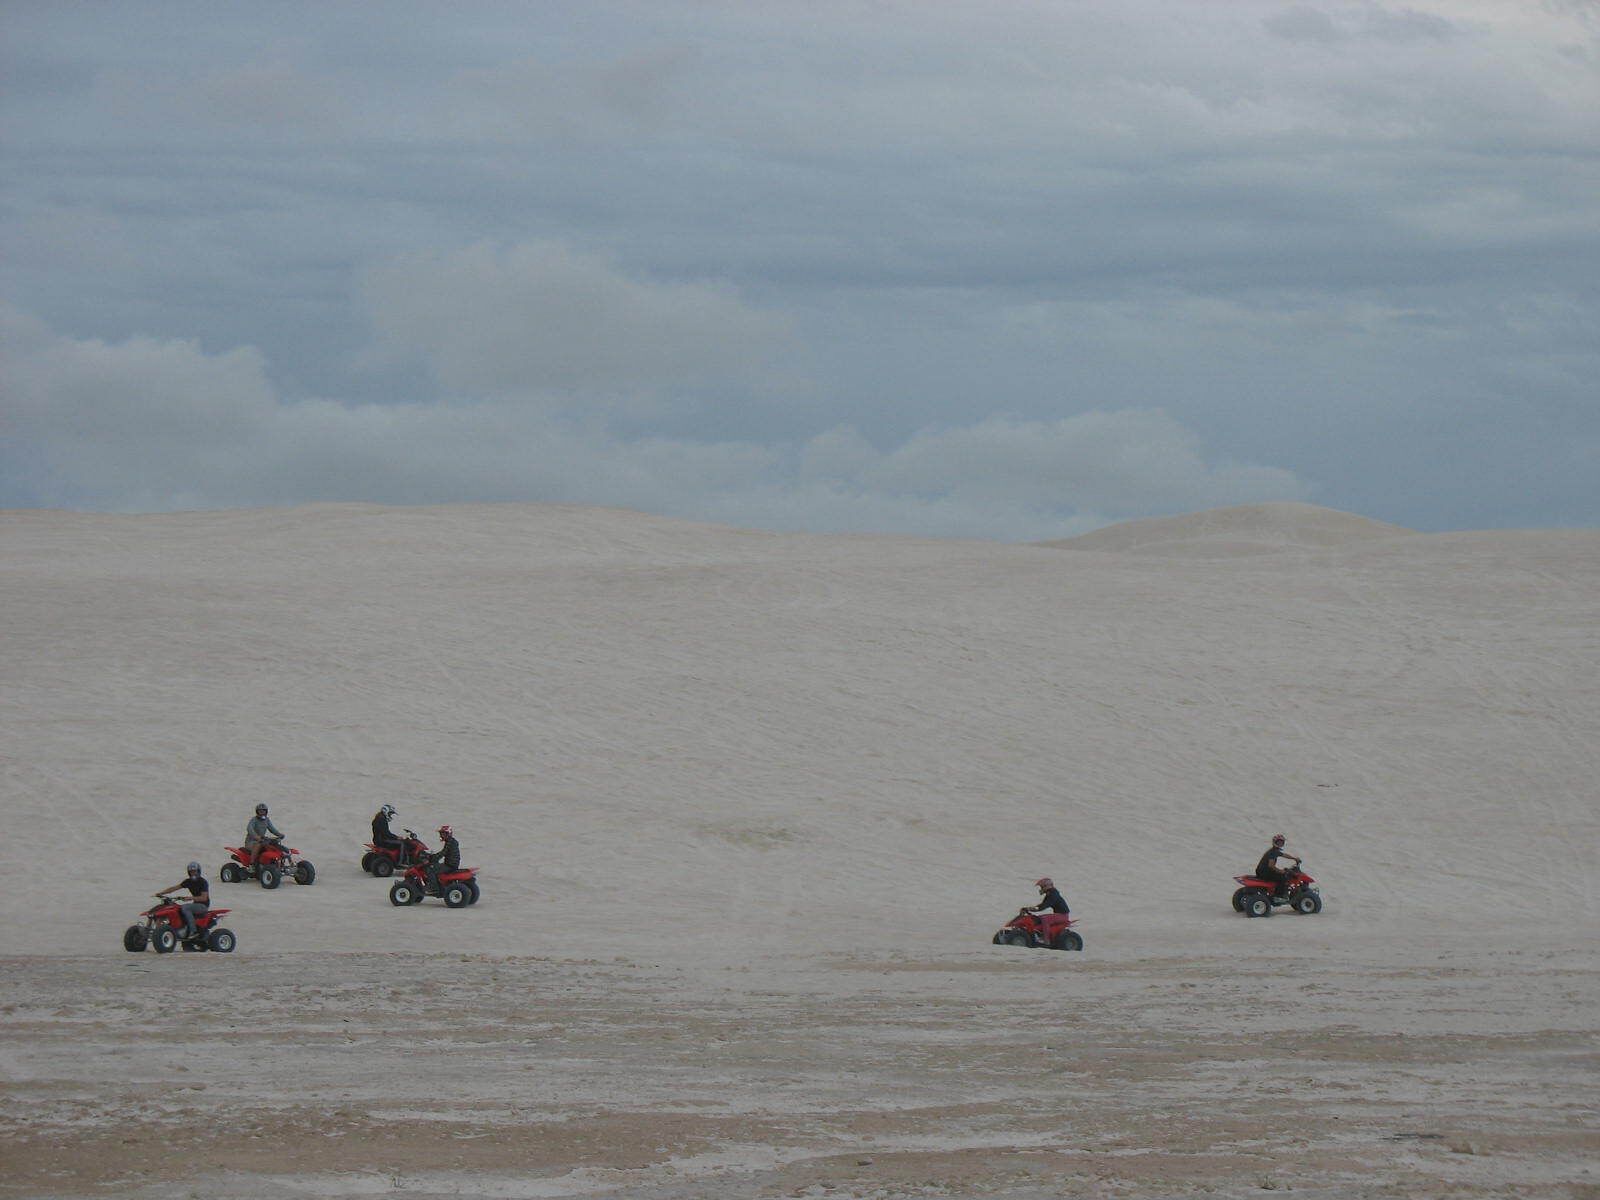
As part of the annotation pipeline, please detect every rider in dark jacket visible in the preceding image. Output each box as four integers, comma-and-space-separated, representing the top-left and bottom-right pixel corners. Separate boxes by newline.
371, 804, 402, 855
1255, 834, 1301, 896
425, 825, 460, 894
1027, 877, 1070, 915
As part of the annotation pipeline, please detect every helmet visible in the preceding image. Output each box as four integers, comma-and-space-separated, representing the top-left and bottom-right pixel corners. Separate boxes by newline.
438, 824, 453, 839
1272, 834, 1286, 847
187, 861, 202, 875
255, 803, 269, 816
1035, 877, 1054, 890
381, 804, 396, 819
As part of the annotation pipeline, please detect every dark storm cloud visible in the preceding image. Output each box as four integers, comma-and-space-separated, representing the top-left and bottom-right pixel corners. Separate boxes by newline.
1, 1, 1596, 534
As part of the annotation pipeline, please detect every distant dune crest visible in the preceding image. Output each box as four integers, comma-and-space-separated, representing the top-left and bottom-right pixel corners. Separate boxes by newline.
1045, 502, 1415, 557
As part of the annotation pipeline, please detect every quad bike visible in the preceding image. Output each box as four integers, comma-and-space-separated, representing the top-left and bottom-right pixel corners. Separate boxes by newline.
219, 837, 316, 890
992, 909, 1083, 951
124, 896, 236, 954
361, 828, 430, 878
1231, 864, 1323, 917
388, 862, 481, 908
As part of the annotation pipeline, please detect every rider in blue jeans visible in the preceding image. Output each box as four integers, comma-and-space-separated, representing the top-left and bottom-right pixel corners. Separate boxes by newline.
157, 862, 210, 940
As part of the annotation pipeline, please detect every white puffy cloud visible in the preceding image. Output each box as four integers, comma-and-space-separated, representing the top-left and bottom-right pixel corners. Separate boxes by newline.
1, 306, 1306, 538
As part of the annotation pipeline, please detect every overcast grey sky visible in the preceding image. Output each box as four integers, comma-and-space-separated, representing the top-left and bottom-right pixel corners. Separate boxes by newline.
3, 1, 1596, 538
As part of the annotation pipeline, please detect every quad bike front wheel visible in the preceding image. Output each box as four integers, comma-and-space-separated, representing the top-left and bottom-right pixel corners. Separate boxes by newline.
152, 927, 178, 953
1293, 892, 1323, 915
123, 926, 149, 953
258, 866, 281, 890
389, 881, 420, 907
219, 863, 242, 884
1244, 892, 1273, 918
206, 928, 236, 953
1052, 930, 1084, 951
294, 861, 316, 886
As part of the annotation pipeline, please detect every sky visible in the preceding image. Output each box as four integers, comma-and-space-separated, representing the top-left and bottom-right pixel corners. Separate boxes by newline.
2, 0, 1597, 539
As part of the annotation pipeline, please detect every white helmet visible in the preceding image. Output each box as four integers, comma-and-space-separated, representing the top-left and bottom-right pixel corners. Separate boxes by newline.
381, 804, 397, 818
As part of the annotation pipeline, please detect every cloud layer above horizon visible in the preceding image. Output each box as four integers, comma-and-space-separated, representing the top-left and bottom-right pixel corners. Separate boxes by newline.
2, 1, 1596, 536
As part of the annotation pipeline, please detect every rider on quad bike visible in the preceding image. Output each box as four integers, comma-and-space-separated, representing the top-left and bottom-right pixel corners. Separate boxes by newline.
1255, 834, 1301, 898
155, 861, 210, 942
425, 824, 460, 895
370, 804, 402, 857
1026, 877, 1070, 917
245, 803, 285, 872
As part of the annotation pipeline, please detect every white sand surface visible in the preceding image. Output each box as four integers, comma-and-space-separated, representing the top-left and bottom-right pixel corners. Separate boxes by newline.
2, 501, 1596, 1198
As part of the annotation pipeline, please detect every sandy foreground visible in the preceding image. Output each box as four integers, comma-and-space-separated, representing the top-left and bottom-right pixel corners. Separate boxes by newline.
2, 501, 1598, 1197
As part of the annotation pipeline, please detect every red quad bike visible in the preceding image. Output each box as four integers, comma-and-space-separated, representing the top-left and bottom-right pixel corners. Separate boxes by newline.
388, 863, 481, 908
1231, 864, 1323, 917
218, 837, 316, 890
124, 896, 237, 954
992, 909, 1083, 951
361, 828, 430, 879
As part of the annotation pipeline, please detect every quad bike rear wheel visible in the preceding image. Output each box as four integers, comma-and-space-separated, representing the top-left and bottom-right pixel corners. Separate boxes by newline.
1244, 892, 1273, 918
360, 852, 375, 873
152, 927, 178, 953
372, 857, 394, 878
1231, 888, 1250, 912
1052, 930, 1084, 951
1293, 892, 1322, 915
207, 928, 236, 953
123, 926, 149, 953
465, 880, 481, 905
258, 866, 281, 890
219, 863, 242, 884
294, 861, 316, 886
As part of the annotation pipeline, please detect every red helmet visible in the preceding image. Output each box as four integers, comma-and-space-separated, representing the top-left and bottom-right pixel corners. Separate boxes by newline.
438, 824, 453, 838
1272, 834, 1286, 847
1035, 877, 1054, 890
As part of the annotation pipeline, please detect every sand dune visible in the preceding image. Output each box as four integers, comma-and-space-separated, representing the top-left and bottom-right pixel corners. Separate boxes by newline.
2, 502, 1596, 1198
1043, 501, 1415, 557
2, 501, 1596, 956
